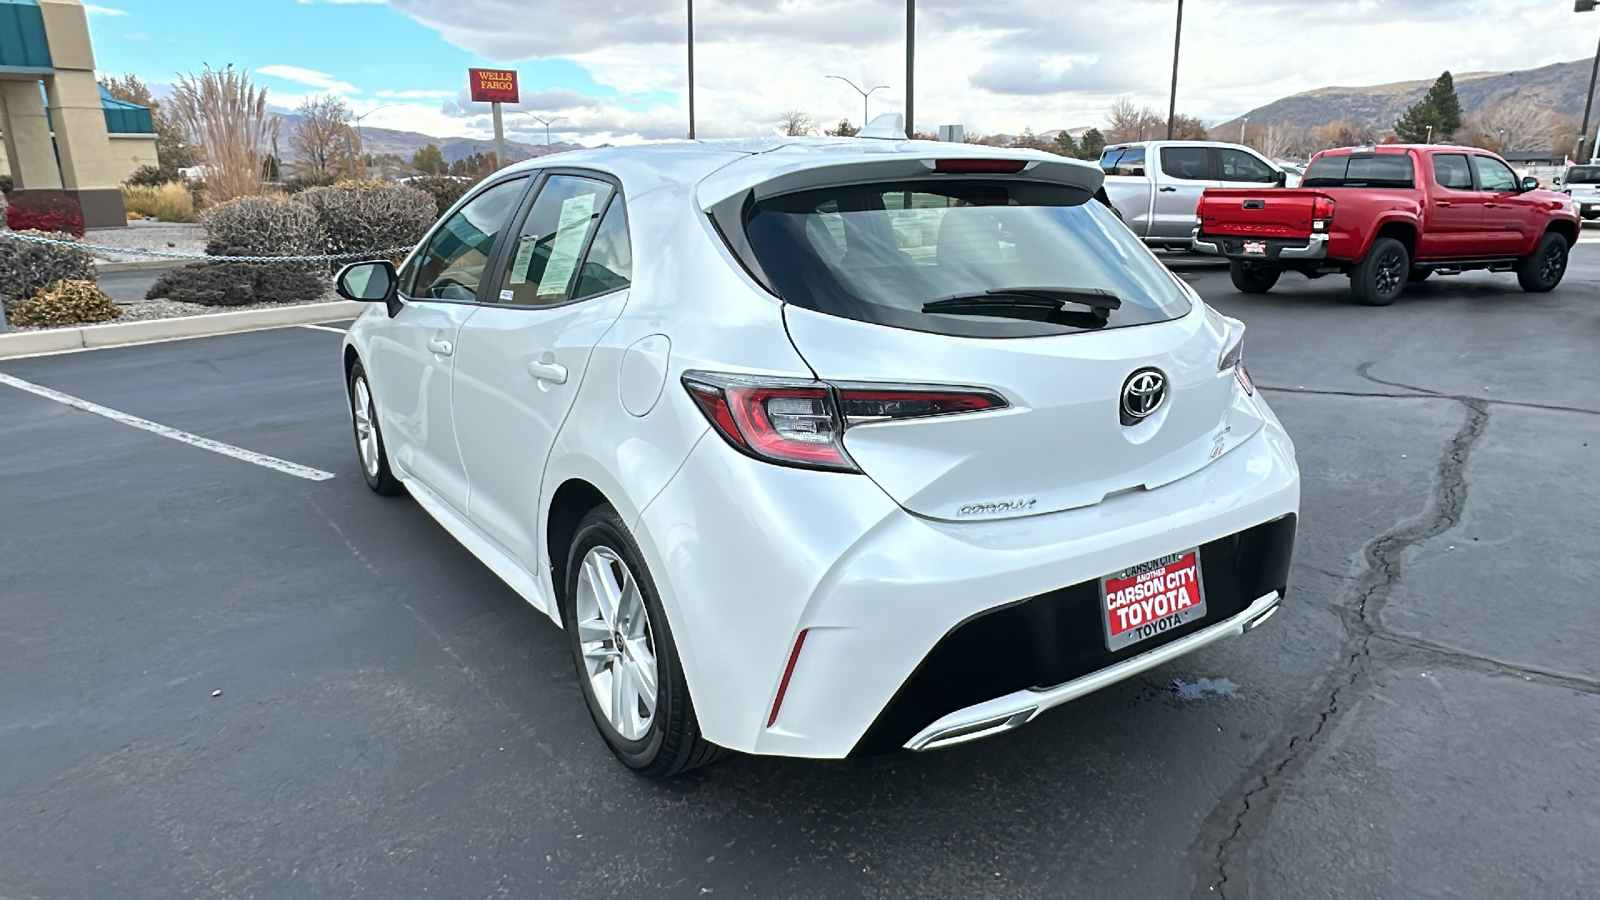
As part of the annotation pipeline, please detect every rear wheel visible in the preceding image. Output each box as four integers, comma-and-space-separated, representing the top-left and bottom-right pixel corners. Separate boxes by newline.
1229, 261, 1280, 294
348, 361, 403, 495
1581, 212, 1598, 221
1350, 237, 1408, 306
563, 505, 724, 777
1516, 232, 1568, 293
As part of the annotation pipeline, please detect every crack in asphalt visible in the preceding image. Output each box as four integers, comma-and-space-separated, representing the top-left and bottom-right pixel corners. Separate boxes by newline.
1258, 383, 1600, 418
1191, 397, 1490, 900
1354, 361, 1440, 395
1372, 632, 1600, 698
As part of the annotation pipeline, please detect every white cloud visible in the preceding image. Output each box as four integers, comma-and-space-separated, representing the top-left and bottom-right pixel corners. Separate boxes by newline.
84, 4, 129, 15
257, 64, 362, 95
312, 0, 1600, 142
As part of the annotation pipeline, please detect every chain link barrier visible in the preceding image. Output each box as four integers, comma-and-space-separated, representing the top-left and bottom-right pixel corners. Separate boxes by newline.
0, 230, 415, 264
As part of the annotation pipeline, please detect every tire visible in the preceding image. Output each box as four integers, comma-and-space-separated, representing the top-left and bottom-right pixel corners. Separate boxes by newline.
1581, 212, 1598, 221
1406, 268, 1431, 284
562, 505, 725, 777
1350, 237, 1409, 306
348, 361, 404, 495
1229, 260, 1280, 293
1516, 232, 1568, 293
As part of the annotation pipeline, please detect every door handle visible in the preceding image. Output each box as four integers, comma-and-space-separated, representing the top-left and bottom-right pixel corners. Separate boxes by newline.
1158, 186, 1178, 192
528, 360, 569, 385
427, 338, 454, 356
1435, 201, 1451, 208
1483, 202, 1499, 208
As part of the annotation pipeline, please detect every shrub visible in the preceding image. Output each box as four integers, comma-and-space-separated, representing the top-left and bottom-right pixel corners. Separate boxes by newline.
200, 194, 324, 267
0, 175, 13, 194
0, 230, 95, 302
125, 165, 183, 187
5, 191, 85, 237
298, 180, 434, 268
147, 261, 325, 306
121, 183, 197, 223
6, 279, 121, 327
406, 176, 471, 219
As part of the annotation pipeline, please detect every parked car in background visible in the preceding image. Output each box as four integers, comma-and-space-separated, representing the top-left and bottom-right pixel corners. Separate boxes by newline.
1560, 164, 1600, 220
1192, 145, 1579, 305
1096, 141, 1288, 251
334, 136, 1300, 776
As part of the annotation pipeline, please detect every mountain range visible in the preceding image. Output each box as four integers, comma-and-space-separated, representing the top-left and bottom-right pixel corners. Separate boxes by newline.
275, 114, 583, 166
1214, 56, 1596, 132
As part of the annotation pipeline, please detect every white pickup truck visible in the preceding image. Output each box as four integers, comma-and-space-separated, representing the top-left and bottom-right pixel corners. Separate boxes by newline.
1095, 140, 1289, 251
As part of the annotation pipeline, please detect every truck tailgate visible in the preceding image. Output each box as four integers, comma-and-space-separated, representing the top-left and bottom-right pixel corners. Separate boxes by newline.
1198, 188, 1324, 239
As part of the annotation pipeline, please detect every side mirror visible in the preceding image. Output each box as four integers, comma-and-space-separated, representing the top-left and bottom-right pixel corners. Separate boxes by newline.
335, 260, 401, 316
1274, 169, 1288, 187
1520, 176, 1539, 192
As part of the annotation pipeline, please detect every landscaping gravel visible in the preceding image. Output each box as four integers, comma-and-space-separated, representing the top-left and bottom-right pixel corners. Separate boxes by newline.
81, 220, 207, 262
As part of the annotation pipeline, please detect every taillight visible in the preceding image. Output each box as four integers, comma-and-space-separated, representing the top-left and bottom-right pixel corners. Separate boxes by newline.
682, 372, 1008, 471
1311, 195, 1336, 232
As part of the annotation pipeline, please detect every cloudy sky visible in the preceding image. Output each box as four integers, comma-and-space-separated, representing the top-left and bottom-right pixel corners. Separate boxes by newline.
87, 0, 1599, 145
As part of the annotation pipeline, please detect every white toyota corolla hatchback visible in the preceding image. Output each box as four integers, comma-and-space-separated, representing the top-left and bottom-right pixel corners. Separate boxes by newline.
334, 134, 1300, 777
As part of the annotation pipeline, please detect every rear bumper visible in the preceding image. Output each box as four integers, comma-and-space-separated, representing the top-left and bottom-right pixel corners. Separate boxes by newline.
1192, 232, 1328, 261
634, 404, 1300, 759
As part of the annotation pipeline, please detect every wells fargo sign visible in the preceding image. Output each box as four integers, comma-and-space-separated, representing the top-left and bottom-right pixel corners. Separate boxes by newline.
469, 68, 519, 104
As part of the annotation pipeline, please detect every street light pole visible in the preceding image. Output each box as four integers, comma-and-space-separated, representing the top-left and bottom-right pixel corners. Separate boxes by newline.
825, 76, 889, 129
350, 104, 394, 179
687, 0, 696, 139
529, 115, 567, 152
1166, 0, 1184, 140
1576, 0, 1600, 161
1240, 116, 1249, 145
905, 0, 916, 137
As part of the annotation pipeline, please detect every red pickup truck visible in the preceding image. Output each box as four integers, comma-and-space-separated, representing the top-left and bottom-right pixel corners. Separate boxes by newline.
1191, 145, 1579, 305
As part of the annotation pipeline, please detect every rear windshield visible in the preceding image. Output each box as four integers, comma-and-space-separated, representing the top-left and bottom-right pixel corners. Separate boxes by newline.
1302, 152, 1416, 188
1568, 165, 1600, 184
742, 180, 1191, 338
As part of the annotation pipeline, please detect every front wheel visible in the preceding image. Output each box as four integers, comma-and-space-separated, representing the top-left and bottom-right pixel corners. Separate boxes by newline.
1516, 232, 1568, 293
563, 505, 725, 777
348, 361, 404, 495
1229, 260, 1280, 294
1350, 237, 1409, 306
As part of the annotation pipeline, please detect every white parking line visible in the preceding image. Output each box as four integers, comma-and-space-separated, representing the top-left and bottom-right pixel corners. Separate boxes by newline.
0, 372, 337, 482
299, 324, 348, 334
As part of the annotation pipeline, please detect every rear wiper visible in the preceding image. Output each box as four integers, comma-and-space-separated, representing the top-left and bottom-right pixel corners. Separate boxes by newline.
923, 288, 1122, 328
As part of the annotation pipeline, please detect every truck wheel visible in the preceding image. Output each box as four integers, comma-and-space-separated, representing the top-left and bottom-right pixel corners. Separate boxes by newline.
1406, 268, 1431, 284
1350, 237, 1409, 306
1516, 232, 1568, 293
1229, 261, 1280, 294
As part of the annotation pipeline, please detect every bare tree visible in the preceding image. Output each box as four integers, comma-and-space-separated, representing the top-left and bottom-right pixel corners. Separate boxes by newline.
1309, 120, 1378, 151
291, 95, 360, 179
1461, 100, 1570, 153
1105, 97, 1167, 143
779, 108, 816, 137
168, 66, 280, 202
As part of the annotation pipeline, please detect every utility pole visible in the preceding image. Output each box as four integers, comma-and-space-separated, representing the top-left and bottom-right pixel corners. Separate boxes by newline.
687, 0, 696, 139
1577, 1, 1600, 161
905, 0, 915, 137
343, 126, 356, 179
1240, 116, 1249, 145
1166, 0, 1184, 140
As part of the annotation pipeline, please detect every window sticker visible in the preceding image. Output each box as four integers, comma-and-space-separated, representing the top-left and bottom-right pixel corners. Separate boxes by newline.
536, 193, 598, 300
508, 234, 539, 286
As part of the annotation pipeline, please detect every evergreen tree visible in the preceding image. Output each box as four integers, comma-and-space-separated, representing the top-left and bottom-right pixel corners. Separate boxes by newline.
1053, 130, 1080, 157
412, 143, 447, 175
1394, 101, 1443, 143
1078, 128, 1106, 160
1422, 71, 1462, 134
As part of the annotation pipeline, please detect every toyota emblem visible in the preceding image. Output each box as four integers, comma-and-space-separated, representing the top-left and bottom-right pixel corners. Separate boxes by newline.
1121, 369, 1167, 424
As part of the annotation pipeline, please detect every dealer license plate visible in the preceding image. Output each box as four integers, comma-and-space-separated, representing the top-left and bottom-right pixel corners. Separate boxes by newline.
1101, 549, 1207, 652
1243, 240, 1267, 256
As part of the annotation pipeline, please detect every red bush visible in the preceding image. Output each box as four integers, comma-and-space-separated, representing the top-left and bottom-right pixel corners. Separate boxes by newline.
5, 191, 85, 238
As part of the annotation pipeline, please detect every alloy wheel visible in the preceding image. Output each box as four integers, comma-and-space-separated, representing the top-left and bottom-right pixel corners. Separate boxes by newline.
1374, 250, 1403, 295
1541, 241, 1566, 283
574, 546, 659, 741
352, 376, 379, 478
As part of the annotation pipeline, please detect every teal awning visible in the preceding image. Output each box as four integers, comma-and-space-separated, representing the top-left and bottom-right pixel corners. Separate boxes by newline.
0, 0, 52, 71
99, 85, 155, 134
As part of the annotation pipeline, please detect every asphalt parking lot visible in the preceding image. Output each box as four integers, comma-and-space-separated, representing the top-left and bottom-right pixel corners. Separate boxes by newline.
3, 241, 1597, 899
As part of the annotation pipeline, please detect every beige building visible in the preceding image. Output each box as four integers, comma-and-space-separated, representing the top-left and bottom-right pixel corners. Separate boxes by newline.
0, 0, 157, 228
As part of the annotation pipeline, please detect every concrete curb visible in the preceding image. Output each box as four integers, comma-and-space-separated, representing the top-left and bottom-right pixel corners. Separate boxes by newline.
0, 300, 364, 360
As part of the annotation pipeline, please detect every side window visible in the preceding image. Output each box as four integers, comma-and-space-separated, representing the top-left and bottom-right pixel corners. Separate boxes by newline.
495, 175, 615, 306
1160, 146, 1212, 180
572, 198, 633, 299
1432, 154, 1473, 191
1218, 149, 1276, 183
1112, 147, 1146, 177
1472, 156, 1517, 193
410, 178, 526, 301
